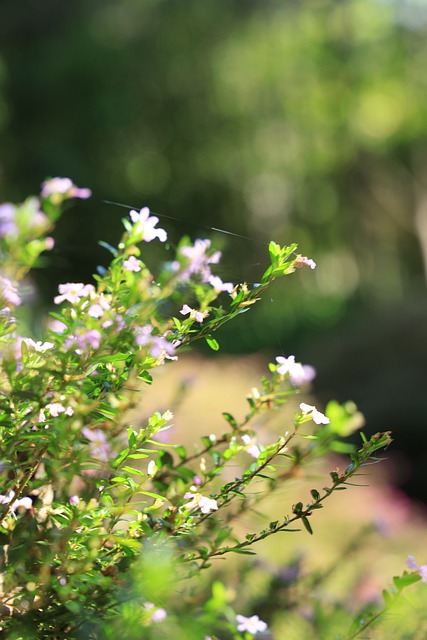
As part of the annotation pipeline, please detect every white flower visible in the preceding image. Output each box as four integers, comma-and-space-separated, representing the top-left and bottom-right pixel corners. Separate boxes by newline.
276, 355, 316, 386
299, 402, 329, 425
184, 492, 218, 514
46, 403, 74, 417
129, 207, 167, 242
236, 614, 268, 634
147, 460, 157, 477
0, 490, 32, 513
241, 434, 261, 459
143, 602, 167, 623
23, 338, 54, 352
54, 283, 95, 305
179, 304, 209, 323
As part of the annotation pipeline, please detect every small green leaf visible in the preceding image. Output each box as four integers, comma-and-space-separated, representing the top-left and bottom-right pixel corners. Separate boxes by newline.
222, 412, 238, 429
301, 516, 313, 535
206, 336, 220, 351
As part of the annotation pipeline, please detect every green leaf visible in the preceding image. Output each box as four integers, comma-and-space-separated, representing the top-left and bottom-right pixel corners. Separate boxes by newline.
112, 449, 129, 469
121, 466, 145, 477
301, 516, 313, 535
175, 445, 187, 461
206, 336, 220, 351
222, 412, 238, 429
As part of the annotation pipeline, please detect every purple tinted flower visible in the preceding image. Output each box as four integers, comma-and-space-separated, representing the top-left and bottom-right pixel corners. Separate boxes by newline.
419, 565, 427, 583
82, 427, 111, 462
236, 614, 268, 634
129, 207, 167, 242
134, 325, 176, 358
179, 304, 208, 323
41, 177, 91, 200
48, 318, 67, 334
83, 330, 101, 349
123, 255, 142, 272
0, 276, 21, 306
241, 434, 261, 458
69, 495, 80, 506
65, 329, 102, 352
150, 336, 176, 358
179, 239, 221, 282
0, 203, 18, 237
275, 355, 316, 386
208, 275, 234, 293
294, 254, 316, 270
407, 556, 427, 583
143, 602, 167, 623
54, 283, 95, 305
86, 295, 110, 318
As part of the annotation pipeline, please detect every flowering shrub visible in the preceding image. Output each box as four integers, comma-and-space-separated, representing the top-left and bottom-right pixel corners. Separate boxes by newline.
0, 179, 424, 639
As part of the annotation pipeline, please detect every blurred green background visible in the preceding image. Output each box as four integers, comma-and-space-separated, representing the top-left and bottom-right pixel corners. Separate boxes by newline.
1, 0, 427, 499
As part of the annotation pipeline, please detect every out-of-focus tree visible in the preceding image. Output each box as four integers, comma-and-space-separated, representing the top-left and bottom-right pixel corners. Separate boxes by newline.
2, 2, 427, 481
1, 0, 426, 326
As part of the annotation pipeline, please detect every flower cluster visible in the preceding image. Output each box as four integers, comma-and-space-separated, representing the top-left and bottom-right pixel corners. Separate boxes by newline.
0, 179, 413, 640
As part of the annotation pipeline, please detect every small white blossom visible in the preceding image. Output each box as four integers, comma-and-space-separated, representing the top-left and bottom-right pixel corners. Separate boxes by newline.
241, 434, 261, 459
129, 207, 167, 242
23, 338, 54, 352
236, 614, 268, 634
299, 402, 329, 425
276, 355, 316, 386
46, 403, 74, 418
184, 492, 218, 514
180, 304, 209, 323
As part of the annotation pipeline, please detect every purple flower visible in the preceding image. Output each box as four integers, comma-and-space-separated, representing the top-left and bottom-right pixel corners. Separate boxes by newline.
86, 295, 111, 318
208, 275, 234, 293
184, 491, 218, 514
54, 283, 95, 305
236, 614, 268, 634
81, 427, 111, 462
65, 329, 102, 352
295, 254, 317, 270
134, 325, 176, 358
41, 177, 91, 201
0, 203, 18, 237
179, 304, 208, 323
129, 207, 167, 243
123, 255, 142, 272
179, 239, 221, 282
0, 276, 21, 307
69, 495, 80, 506
407, 555, 427, 583
143, 602, 167, 623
